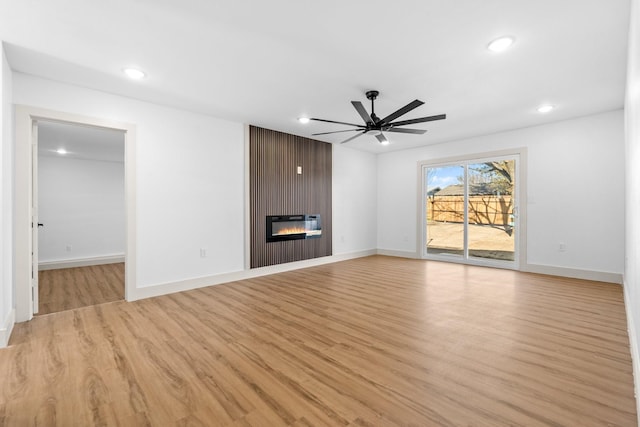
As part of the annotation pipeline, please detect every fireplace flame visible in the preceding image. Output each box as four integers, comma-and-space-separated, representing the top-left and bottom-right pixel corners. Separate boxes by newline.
273, 226, 307, 236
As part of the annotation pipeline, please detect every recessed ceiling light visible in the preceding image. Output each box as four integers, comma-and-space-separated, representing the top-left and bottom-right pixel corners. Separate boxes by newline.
487, 36, 515, 53
537, 104, 555, 113
298, 117, 310, 124
123, 68, 146, 80
379, 139, 390, 146
56, 148, 67, 154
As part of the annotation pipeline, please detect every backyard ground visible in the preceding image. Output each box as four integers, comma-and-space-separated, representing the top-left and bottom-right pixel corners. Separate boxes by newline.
427, 221, 515, 261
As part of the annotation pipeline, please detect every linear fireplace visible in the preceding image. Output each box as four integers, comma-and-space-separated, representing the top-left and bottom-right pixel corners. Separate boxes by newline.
266, 214, 322, 242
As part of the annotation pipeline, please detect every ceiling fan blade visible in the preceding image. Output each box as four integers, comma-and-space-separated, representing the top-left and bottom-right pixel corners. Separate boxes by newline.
388, 114, 447, 127
351, 101, 374, 125
385, 127, 427, 134
340, 131, 366, 144
375, 133, 388, 144
312, 129, 361, 136
380, 99, 424, 124
310, 117, 364, 128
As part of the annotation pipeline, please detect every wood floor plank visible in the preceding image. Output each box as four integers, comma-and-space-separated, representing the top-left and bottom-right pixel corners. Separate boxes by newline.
37, 263, 125, 315
1, 256, 636, 426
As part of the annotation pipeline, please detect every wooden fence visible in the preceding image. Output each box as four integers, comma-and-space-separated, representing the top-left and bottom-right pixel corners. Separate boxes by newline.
427, 195, 513, 226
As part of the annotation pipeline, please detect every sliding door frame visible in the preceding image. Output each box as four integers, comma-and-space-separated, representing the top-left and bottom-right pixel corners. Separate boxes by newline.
416, 148, 527, 270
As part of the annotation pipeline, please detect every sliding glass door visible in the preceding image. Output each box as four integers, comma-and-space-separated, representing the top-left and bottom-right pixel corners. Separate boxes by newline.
423, 154, 519, 268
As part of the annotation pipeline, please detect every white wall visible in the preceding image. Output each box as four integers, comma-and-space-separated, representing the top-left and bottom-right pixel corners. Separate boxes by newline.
13, 72, 379, 297
624, 0, 640, 419
13, 73, 246, 288
38, 155, 125, 263
378, 110, 625, 276
333, 144, 377, 254
1, 45, 14, 346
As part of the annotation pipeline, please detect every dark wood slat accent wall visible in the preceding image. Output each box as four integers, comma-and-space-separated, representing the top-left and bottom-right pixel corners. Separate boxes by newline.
250, 126, 332, 268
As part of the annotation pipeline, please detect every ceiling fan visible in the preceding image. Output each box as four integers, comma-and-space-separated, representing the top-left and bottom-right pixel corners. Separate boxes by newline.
308, 90, 446, 144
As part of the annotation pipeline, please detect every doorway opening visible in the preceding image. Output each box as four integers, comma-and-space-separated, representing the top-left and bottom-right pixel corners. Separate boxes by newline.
419, 150, 526, 269
15, 106, 136, 322
36, 121, 125, 315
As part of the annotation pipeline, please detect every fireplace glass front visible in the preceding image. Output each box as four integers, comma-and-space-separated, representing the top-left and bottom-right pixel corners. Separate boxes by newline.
266, 215, 322, 242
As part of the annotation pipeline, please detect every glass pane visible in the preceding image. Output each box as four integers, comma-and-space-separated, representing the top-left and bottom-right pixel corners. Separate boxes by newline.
425, 165, 465, 256
467, 160, 515, 261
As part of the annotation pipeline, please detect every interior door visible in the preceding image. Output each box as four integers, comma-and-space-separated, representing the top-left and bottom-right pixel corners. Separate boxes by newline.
31, 121, 39, 314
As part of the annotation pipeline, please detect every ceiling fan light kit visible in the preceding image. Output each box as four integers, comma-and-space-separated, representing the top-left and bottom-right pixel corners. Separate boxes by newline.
305, 90, 446, 145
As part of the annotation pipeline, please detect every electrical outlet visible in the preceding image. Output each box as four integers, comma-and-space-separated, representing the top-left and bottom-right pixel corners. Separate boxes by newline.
559, 242, 566, 252
66, 245, 72, 252
340, 235, 345, 243
200, 248, 207, 258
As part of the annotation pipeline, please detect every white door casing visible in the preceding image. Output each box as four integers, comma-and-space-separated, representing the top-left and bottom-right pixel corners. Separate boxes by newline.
31, 120, 39, 314
15, 105, 136, 322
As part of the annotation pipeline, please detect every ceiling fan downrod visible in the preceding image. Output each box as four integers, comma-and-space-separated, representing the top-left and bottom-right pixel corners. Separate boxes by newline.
366, 90, 380, 124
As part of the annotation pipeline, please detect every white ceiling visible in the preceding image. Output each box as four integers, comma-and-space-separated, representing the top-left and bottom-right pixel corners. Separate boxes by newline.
0, 0, 630, 153
38, 120, 124, 163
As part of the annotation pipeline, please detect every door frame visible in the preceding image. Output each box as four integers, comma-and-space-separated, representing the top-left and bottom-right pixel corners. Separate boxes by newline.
15, 105, 136, 322
416, 148, 528, 270
31, 120, 39, 314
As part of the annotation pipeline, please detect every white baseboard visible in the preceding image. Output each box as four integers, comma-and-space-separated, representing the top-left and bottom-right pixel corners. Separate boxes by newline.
623, 280, 640, 425
39, 254, 125, 271
127, 249, 377, 301
0, 308, 16, 348
523, 263, 623, 284
375, 250, 622, 284
376, 249, 420, 259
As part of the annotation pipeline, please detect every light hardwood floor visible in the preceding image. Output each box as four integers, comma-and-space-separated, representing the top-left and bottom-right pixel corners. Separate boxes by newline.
37, 263, 125, 315
1, 256, 636, 426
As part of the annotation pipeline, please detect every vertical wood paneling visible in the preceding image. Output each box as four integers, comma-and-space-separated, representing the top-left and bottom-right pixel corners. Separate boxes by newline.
250, 126, 332, 268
